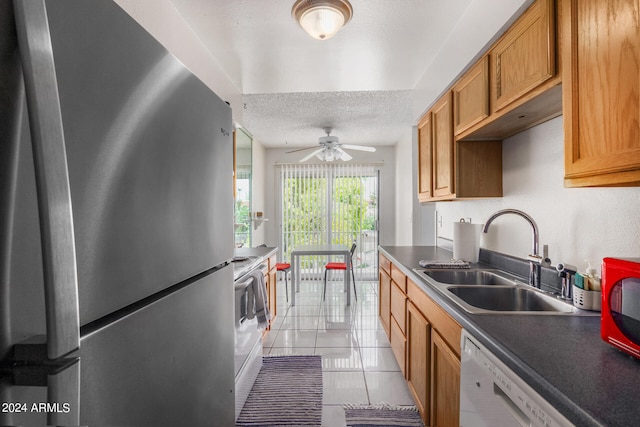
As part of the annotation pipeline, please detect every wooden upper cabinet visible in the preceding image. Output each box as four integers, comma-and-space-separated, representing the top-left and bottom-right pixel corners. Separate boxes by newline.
453, 56, 490, 135
417, 92, 502, 202
562, 0, 640, 187
432, 93, 455, 199
490, 0, 556, 113
417, 112, 433, 202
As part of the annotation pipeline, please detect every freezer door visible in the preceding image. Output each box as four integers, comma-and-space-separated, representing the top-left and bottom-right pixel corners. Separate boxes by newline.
79, 266, 234, 426
1, 266, 234, 426
43, 0, 234, 324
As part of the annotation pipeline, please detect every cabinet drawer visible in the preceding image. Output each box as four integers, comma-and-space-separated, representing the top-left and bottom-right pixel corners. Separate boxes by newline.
407, 278, 461, 357
390, 316, 406, 375
390, 264, 407, 292
390, 282, 407, 333
379, 254, 391, 275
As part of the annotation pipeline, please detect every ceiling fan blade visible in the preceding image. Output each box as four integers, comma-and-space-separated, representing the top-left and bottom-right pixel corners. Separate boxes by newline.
299, 148, 324, 162
286, 146, 318, 154
341, 144, 376, 152
336, 148, 352, 161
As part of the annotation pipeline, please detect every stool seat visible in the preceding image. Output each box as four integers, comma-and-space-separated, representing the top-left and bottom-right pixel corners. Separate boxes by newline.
325, 262, 347, 270
276, 263, 291, 271
323, 242, 357, 302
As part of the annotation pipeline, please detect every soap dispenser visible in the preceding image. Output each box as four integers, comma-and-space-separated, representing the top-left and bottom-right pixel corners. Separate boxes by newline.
585, 259, 601, 291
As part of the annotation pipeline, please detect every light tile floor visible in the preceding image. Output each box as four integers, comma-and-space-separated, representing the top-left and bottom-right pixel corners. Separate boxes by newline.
263, 279, 415, 427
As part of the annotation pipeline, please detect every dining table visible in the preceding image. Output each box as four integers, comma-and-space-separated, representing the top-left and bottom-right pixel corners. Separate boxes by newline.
289, 243, 352, 306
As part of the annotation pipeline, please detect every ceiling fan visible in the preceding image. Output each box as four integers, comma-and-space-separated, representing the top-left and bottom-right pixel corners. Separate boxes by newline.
287, 127, 376, 162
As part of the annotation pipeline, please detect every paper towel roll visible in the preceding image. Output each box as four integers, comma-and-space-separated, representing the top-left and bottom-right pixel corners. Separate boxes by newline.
453, 221, 482, 263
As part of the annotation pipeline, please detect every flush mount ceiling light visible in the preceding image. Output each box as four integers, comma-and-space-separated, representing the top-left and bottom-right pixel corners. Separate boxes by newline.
292, 0, 353, 40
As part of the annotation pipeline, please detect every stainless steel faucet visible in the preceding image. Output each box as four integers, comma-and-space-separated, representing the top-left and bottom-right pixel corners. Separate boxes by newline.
482, 209, 542, 288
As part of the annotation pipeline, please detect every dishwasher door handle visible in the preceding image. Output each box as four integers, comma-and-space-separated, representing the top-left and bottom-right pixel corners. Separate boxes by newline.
493, 382, 530, 427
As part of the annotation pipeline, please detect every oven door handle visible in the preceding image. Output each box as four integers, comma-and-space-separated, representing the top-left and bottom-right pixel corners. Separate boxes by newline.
234, 263, 267, 291
235, 277, 254, 291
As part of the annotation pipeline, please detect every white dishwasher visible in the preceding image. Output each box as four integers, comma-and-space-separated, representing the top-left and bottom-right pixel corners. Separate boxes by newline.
460, 330, 574, 427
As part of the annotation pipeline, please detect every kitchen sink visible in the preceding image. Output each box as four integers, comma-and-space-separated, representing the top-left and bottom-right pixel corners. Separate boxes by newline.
448, 285, 575, 313
422, 269, 517, 286
412, 267, 598, 315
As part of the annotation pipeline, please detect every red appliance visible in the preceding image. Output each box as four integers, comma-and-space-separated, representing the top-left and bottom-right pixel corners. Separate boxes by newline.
602, 257, 640, 359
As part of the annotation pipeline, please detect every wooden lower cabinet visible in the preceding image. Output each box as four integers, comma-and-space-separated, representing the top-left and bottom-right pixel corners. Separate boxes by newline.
379, 268, 391, 336
406, 301, 430, 424
406, 278, 462, 427
431, 330, 461, 427
267, 267, 276, 318
390, 282, 408, 375
264, 254, 277, 330
390, 316, 406, 374
378, 262, 462, 427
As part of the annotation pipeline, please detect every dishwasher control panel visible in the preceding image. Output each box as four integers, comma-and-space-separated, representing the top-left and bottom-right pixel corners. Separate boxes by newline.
460, 330, 574, 427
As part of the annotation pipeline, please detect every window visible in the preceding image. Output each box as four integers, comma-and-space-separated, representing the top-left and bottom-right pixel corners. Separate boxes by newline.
278, 163, 380, 281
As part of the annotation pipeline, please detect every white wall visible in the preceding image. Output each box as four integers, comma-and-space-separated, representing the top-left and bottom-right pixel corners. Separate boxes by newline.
395, 129, 417, 245
251, 139, 267, 245
411, 0, 532, 121
432, 116, 640, 275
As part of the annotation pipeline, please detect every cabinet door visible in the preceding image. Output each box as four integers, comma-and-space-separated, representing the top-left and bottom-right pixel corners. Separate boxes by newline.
390, 316, 406, 375
453, 56, 490, 135
490, 0, 555, 113
417, 112, 433, 202
268, 267, 277, 319
406, 301, 430, 425
432, 93, 454, 199
379, 269, 392, 337
431, 331, 460, 427
562, 0, 640, 186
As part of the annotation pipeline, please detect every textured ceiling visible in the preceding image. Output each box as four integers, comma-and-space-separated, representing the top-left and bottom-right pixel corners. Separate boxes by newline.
241, 90, 413, 147
167, 0, 526, 148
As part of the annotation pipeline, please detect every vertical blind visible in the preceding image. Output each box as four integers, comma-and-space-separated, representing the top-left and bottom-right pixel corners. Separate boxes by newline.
278, 162, 380, 282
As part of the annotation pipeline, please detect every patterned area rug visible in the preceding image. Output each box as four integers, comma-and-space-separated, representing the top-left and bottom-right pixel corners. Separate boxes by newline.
236, 355, 323, 426
344, 404, 424, 427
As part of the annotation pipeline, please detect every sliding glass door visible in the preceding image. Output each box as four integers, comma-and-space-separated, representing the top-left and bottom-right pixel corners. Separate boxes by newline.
279, 163, 380, 282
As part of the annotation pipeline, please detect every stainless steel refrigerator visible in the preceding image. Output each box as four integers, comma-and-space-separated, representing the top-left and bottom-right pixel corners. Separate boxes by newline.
0, 1, 235, 425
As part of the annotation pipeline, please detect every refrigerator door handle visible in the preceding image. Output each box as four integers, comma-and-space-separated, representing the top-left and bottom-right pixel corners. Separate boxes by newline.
13, 0, 80, 360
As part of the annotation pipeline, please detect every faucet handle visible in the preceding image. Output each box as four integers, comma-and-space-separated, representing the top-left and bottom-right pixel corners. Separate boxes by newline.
541, 244, 551, 267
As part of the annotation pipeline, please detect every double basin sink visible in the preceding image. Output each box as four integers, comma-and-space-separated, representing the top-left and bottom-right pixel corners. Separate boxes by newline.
413, 268, 598, 315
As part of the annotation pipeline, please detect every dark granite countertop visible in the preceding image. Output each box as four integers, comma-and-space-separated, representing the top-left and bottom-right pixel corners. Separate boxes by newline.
380, 246, 640, 427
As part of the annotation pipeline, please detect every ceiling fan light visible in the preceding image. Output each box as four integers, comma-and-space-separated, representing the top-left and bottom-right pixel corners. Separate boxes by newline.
292, 0, 353, 40
316, 147, 339, 162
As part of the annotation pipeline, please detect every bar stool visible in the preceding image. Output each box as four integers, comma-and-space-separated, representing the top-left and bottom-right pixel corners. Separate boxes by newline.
275, 262, 291, 302
323, 242, 357, 301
